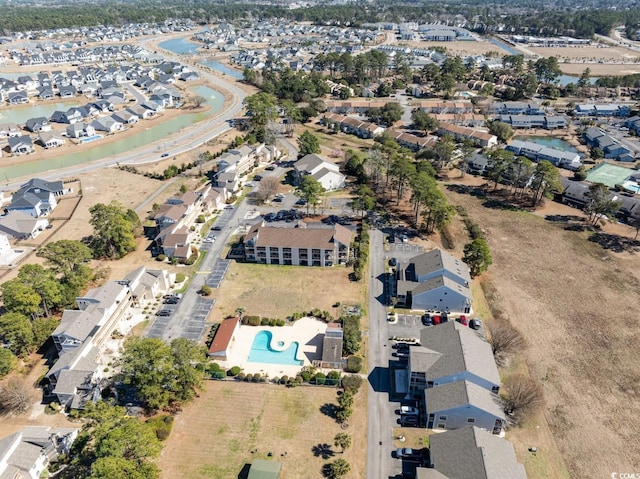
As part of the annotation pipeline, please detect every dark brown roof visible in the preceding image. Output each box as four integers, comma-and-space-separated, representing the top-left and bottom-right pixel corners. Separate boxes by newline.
249, 223, 352, 250
208, 317, 240, 356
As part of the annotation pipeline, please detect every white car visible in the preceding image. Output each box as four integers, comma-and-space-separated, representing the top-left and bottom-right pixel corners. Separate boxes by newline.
399, 406, 419, 416
387, 311, 398, 324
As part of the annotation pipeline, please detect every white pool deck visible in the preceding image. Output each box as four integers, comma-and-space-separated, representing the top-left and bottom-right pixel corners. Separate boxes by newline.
220, 317, 329, 377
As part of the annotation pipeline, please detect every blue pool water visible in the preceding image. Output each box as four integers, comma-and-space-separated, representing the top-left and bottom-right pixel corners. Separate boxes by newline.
80, 134, 103, 143
248, 330, 303, 366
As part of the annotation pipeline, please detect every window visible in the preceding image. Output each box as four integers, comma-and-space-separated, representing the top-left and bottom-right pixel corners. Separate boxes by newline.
467, 418, 476, 423
438, 415, 447, 421
437, 423, 446, 429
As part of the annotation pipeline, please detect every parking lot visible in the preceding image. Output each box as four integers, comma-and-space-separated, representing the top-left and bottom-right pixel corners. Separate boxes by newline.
183, 297, 215, 340
206, 259, 231, 288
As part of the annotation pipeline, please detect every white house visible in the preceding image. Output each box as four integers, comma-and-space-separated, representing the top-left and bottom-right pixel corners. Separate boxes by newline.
293, 154, 346, 191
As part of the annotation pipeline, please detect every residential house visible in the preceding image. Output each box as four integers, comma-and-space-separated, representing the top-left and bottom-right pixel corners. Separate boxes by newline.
583, 127, 635, 160
8, 136, 34, 155
25, 117, 51, 133
575, 103, 631, 117
386, 129, 438, 151
468, 154, 490, 174
395, 249, 472, 313
412, 100, 474, 114
66, 122, 96, 138
490, 101, 543, 115
498, 114, 566, 129
425, 380, 506, 434
325, 99, 397, 115
437, 124, 497, 148
244, 222, 352, 267
408, 322, 501, 394
112, 109, 139, 125
207, 316, 240, 359
215, 171, 241, 197
626, 116, 640, 134
38, 131, 66, 149
7, 178, 68, 217
506, 140, 582, 170
7, 91, 29, 104
560, 178, 590, 207
0, 427, 79, 479
0, 122, 20, 138
90, 116, 123, 133
416, 427, 527, 479
293, 154, 346, 191
0, 211, 49, 239
217, 145, 257, 175
121, 266, 172, 307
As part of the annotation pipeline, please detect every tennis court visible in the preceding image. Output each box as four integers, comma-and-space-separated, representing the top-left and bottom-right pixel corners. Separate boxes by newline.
586, 163, 633, 187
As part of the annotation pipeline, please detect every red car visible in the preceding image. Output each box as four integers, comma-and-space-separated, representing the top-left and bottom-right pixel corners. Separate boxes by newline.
457, 315, 468, 326
432, 315, 441, 325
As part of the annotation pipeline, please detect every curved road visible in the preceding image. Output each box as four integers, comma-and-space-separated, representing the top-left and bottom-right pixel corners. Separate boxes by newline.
3, 37, 247, 190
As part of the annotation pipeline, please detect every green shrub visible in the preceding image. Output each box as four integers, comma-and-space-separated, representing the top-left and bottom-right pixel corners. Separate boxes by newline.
251, 374, 260, 383
146, 415, 174, 441
208, 363, 221, 373
314, 372, 326, 385
175, 273, 186, 283
341, 374, 363, 393
276, 319, 285, 326
346, 356, 363, 373
269, 318, 277, 326
261, 318, 270, 326
200, 285, 212, 296
213, 371, 226, 380
280, 375, 289, 384
300, 370, 312, 382
196, 214, 206, 223
245, 316, 261, 326
157, 254, 166, 262
327, 370, 341, 385
237, 372, 245, 381
245, 374, 253, 382
228, 366, 241, 376
342, 315, 361, 355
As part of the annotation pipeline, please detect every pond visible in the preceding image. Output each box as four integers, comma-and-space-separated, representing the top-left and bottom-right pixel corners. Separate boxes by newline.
515, 135, 578, 153
0, 85, 223, 181
200, 59, 244, 80
558, 74, 599, 86
0, 101, 81, 126
158, 37, 201, 55
488, 38, 520, 56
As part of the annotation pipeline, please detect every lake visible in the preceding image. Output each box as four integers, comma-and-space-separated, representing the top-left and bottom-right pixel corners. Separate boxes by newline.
558, 74, 599, 86
0, 85, 223, 181
488, 38, 520, 56
200, 59, 244, 80
515, 135, 578, 153
0, 101, 81, 126
158, 37, 201, 55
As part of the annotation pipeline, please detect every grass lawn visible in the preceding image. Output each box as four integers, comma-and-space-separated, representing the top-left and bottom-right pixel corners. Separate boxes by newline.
159, 381, 367, 479
211, 262, 366, 320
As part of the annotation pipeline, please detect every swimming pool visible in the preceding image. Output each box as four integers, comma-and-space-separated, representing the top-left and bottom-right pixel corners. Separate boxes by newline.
247, 330, 303, 366
80, 134, 103, 143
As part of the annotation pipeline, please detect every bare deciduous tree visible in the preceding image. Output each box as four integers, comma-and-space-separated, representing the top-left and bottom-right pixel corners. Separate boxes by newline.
501, 375, 544, 427
0, 378, 35, 415
254, 176, 280, 204
487, 321, 526, 367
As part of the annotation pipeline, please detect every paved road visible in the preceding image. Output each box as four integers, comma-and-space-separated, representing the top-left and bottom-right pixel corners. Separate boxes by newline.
366, 228, 398, 479
145, 200, 255, 341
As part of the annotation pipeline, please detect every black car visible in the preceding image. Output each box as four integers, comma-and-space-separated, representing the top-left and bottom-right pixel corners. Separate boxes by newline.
392, 343, 410, 350
388, 257, 397, 267
164, 297, 179, 304
400, 415, 419, 427
156, 309, 172, 317
421, 314, 432, 326
254, 175, 262, 181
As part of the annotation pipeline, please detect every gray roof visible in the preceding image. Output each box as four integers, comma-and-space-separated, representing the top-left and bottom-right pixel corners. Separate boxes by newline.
410, 275, 473, 301
417, 322, 500, 386
425, 380, 505, 419
407, 249, 471, 284
0, 210, 47, 238
53, 369, 94, 397
47, 344, 98, 379
416, 468, 450, 479
429, 427, 527, 479
52, 309, 98, 343
16, 178, 64, 196
294, 153, 325, 173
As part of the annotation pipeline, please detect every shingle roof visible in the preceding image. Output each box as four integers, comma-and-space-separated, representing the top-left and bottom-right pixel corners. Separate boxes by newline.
247, 223, 352, 250
208, 317, 240, 355
408, 249, 471, 285
429, 427, 527, 479
417, 322, 500, 387
425, 380, 505, 419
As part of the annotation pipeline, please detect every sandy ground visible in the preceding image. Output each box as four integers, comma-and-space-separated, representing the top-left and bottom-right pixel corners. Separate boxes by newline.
435, 175, 640, 478
559, 62, 640, 76
158, 381, 367, 479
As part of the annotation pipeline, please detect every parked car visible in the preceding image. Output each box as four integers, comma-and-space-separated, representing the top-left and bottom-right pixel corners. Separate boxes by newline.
421, 313, 432, 326
163, 293, 181, 299
457, 315, 468, 326
400, 415, 419, 427
161, 152, 169, 158
156, 309, 172, 316
387, 311, 398, 324
295, 198, 307, 206
388, 257, 397, 267
399, 406, 419, 416
392, 342, 410, 350
396, 448, 414, 458
225, 204, 234, 209
254, 175, 262, 181
401, 234, 409, 243
265, 165, 276, 171
469, 318, 482, 330
432, 315, 441, 325
164, 297, 179, 304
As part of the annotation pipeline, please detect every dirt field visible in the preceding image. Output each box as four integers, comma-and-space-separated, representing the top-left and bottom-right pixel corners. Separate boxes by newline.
440, 182, 640, 478
211, 262, 365, 321
158, 381, 367, 479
